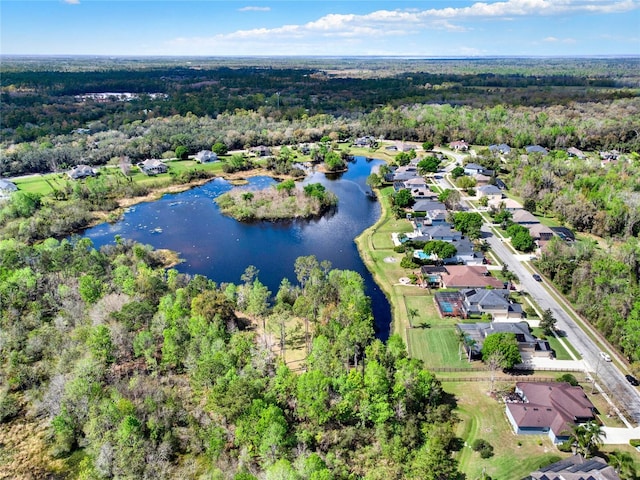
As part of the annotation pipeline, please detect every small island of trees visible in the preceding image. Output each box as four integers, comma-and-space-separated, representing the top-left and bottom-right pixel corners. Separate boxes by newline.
215, 180, 338, 221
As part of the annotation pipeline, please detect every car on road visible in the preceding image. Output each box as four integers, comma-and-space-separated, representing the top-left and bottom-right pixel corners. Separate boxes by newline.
626, 374, 639, 386
532, 274, 542, 282
599, 351, 612, 362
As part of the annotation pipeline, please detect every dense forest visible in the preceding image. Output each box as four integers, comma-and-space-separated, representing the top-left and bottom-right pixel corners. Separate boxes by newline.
0, 239, 459, 479
1, 57, 639, 176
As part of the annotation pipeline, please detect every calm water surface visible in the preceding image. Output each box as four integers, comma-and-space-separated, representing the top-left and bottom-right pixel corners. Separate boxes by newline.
83, 156, 391, 339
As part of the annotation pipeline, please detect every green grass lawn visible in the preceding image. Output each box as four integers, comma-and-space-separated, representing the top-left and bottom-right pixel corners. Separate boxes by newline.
531, 327, 573, 360
445, 381, 569, 480
408, 326, 470, 368
13, 173, 60, 195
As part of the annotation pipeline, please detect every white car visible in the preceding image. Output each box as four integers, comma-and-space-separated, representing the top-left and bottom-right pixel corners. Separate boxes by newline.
599, 351, 611, 362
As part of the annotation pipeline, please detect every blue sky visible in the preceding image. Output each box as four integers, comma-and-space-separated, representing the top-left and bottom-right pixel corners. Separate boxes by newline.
2, 0, 639, 56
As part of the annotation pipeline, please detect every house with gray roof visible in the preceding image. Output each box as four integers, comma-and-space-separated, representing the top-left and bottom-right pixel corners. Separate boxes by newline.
459, 288, 523, 319
489, 143, 511, 155
477, 185, 503, 202
525, 145, 548, 155
457, 321, 551, 358
415, 223, 463, 242
527, 454, 620, 480
411, 199, 446, 214
0, 179, 18, 199
445, 238, 485, 265
67, 165, 96, 179
139, 159, 168, 175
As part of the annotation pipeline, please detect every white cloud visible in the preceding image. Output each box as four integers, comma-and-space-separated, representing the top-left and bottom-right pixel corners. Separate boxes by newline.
63, 0, 80, 4
165, 0, 639, 55
238, 6, 271, 12
543, 36, 577, 44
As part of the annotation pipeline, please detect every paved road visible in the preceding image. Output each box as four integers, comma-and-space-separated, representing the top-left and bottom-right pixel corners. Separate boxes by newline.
432, 148, 640, 425
482, 223, 640, 426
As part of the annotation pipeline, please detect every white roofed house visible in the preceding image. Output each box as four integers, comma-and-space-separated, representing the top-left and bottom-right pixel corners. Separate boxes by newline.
195, 150, 218, 163
0, 179, 18, 199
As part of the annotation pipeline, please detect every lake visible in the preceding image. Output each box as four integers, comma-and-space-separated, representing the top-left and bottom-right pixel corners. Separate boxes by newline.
83, 156, 392, 339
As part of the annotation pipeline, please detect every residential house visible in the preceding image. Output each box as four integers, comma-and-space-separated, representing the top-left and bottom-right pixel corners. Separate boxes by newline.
414, 223, 463, 242
354, 136, 376, 147
195, 150, 218, 163
139, 159, 168, 175
473, 173, 492, 186
67, 165, 96, 179
252, 145, 272, 157
489, 143, 511, 155
477, 185, 503, 202
450, 140, 469, 151
444, 238, 485, 265
395, 142, 414, 152
403, 177, 428, 190
457, 321, 550, 358
494, 178, 508, 190
505, 382, 596, 444
459, 288, 523, 320
488, 197, 522, 211
567, 147, 586, 159
411, 199, 447, 215
463, 163, 490, 176
409, 188, 437, 200
525, 145, 548, 155
421, 265, 504, 289
512, 209, 539, 225
526, 454, 620, 480
0, 179, 18, 199
527, 223, 555, 241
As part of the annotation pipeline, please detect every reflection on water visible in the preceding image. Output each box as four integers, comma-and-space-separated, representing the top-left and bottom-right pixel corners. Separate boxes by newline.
83, 157, 391, 339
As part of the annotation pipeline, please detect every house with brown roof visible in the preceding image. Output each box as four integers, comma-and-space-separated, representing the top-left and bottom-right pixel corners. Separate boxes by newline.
528, 223, 555, 241
506, 382, 596, 444
567, 147, 586, 159
450, 140, 469, 151
512, 209, 540, 225
421, 265, 504, 289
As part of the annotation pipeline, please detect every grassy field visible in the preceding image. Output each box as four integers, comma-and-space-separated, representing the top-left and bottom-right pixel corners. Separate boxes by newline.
445, 381, 569, 480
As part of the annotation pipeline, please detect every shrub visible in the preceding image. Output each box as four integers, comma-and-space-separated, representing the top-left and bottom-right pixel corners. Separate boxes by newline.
400, 255, 418, 269
556, 373, 579, 386
394, 245, 406, 253
557, 440, 573, 452
0, 390, 20, 423
472, 438, 494, 458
